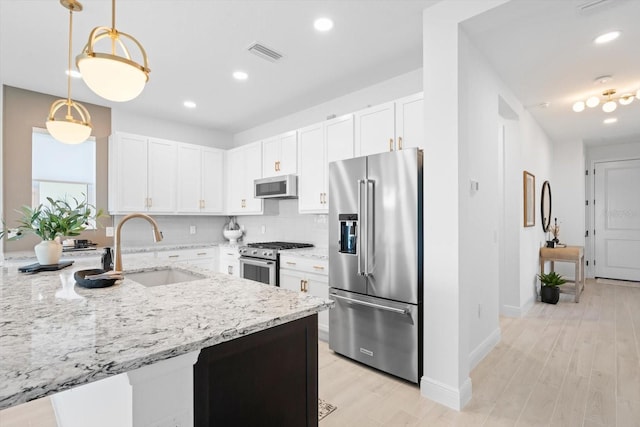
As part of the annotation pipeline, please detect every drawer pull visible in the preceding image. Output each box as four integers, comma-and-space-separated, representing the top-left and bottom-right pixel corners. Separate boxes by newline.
286, 261, 297, 265
169, 255, 180, 258
312, 265, 325, 270
197, 252, 207, 256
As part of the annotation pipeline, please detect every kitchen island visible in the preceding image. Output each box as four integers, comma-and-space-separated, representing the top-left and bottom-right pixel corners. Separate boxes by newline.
0, 258, 331, 426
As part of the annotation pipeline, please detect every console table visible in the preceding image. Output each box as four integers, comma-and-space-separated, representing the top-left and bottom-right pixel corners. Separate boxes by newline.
539, 246, 585, 302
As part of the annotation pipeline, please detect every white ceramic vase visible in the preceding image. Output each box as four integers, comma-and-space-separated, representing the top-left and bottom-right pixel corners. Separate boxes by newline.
34, 240, 63, 265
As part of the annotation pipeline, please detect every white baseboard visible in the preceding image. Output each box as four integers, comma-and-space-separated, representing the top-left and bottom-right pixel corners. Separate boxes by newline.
501, 297, 534, 317
318, 325, 329, 342
468, 327, 501, 371
420, 376, 472, 411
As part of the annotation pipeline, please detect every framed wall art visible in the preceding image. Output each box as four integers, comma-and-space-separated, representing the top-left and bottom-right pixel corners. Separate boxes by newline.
523, 170, 535, 227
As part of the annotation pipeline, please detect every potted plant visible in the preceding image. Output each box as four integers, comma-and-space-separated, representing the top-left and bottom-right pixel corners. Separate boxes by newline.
537, 271, 566, 304
0, 196, 104, 265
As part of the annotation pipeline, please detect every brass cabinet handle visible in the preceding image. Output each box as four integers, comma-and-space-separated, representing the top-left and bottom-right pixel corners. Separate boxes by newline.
313, 265, 325, 271
274, 161, 278, 172
197, 252, 207, 256
389, 138, 394, 151
228, 265, 233, 275
169, 255, 180, 259
303, 280, 308, 292
398, 136, 403, 150
286, 261, 297, 265
300, 279, 304, 292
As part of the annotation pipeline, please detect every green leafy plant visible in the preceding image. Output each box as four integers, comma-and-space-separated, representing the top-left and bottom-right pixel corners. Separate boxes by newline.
0, 196, 104, 241
537, 271, 566, 288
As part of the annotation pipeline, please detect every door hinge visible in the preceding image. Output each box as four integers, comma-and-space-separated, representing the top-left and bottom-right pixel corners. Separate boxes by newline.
586, 260, 589, 266
585, 169, 589, 176
585, 230, 589, 237
586, 200, 589, 206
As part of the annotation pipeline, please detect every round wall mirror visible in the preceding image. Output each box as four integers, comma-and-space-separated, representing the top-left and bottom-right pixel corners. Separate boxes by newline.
541, 181, 552, 232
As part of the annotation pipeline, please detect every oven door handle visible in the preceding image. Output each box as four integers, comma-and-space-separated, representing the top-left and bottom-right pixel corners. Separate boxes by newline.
239, 258, 275, 267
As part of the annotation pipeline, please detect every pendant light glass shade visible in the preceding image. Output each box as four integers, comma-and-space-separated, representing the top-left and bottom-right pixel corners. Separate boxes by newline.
46, 0, 92, 145
76, 0, 150, 102
46, 99, 92, 144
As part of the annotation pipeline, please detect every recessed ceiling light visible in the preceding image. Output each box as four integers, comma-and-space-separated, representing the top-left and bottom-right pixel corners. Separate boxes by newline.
183, 100, 196, 109
314, 17, 334, 32
65, 69, 82, 79
233, 71, 248, 81
594, 31, 620, 44
603, 117, 617, 124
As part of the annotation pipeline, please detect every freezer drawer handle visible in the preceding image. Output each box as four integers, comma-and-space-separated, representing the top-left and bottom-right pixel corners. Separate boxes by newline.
331, 293, 409, 315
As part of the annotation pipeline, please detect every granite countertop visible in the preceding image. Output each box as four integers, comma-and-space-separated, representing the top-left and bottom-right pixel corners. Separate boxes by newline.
2, 242, 223, 262
280, 247, 329, 260
0, 258, 332, 410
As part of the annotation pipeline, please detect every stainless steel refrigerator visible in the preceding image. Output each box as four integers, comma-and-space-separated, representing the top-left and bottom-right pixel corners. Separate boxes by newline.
328, 148, 423, 383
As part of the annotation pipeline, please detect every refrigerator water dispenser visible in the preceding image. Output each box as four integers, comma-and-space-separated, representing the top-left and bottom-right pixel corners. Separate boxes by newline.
338, 214, 358, 254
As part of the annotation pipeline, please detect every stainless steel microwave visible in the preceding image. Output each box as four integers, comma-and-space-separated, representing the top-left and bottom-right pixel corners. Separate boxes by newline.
254, 174, 298, 199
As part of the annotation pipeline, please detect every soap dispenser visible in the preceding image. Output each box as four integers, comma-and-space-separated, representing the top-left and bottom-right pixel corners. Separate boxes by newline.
101, 247, 113, 271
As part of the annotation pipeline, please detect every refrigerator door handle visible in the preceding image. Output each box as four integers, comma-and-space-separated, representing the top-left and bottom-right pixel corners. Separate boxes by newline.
357, 179, 366, 276
331, 293, 409, 315
363, 178, 370, 276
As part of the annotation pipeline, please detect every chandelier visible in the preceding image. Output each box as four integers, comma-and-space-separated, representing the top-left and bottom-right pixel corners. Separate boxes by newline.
572, 88, 640, 113
76, 0, 150, 102
46, 0, 92, 145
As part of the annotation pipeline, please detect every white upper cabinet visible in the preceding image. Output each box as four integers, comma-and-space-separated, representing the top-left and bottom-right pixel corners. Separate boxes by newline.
177, 143, 224, 214
354, 92, 423, 156
395, 92, 424, 151
262, 130, 297, 177
226, 141, 263, 215
109, 132, 177, 213
298, 114, 354, 213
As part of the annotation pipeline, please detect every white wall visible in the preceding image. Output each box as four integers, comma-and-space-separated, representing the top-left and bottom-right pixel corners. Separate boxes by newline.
551, 139, 585, 279
233, 69, 423, 145
111, 109, 233, 149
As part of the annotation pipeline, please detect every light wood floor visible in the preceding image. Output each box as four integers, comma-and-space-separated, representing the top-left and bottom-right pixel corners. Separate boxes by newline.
318, 279, 640, 426
2, 279, 639, 426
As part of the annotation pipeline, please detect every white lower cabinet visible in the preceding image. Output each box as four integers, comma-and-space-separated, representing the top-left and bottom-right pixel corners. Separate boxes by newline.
279, 255, 329, 341
156, 247, 217, 271
218, 246, 240, 277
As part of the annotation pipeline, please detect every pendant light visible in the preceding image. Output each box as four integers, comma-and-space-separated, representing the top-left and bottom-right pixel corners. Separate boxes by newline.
46, 0, 92, 145
76, 0, 150, 102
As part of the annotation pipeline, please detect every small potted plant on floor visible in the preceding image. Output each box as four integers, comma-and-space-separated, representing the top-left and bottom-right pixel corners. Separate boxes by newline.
0, 196, 104, 265
537, 271, 566, 304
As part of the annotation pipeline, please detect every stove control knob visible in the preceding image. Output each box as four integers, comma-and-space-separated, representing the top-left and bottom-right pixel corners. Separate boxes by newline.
251, 250, 258, 255
262, 251, 270, 257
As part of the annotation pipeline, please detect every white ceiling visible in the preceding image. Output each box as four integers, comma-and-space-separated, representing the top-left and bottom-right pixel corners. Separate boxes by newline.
462, 0, 640, 146
1, 0, 639, 144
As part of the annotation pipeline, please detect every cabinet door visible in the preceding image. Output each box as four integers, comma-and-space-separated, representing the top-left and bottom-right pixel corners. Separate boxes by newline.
147, 138, 177, 213
219, 248, 239, 277
177, 143, 202, 213
395, 93, 424, 150
278, 131, 298, 175
242, 143, 263, 214
298, 124, 325, 213
262, 137, 280, 177
325, 114, 355, 210
201, 147, 224, 213
225, 149, 245, 214
306, 273, 329, 336
280, 269, 306, 293
354, 101, 395, 157
114, 133, 148, 212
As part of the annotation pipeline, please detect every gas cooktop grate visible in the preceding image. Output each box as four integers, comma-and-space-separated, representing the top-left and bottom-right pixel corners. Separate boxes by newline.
246, 242, 314, 250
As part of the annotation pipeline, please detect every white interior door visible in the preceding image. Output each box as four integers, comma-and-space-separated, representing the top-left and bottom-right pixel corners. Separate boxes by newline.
595, 159, 640, 281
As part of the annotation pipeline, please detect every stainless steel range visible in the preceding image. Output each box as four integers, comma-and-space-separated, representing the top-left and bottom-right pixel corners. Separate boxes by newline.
239, 242, 314, 286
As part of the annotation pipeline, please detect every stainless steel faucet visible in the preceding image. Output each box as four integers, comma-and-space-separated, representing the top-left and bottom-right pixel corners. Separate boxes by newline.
114, 213, 163, 272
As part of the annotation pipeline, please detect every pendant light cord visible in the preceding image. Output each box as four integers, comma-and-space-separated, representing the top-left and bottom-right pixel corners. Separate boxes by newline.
111, 0, 116, 55
66, 6, 74, 118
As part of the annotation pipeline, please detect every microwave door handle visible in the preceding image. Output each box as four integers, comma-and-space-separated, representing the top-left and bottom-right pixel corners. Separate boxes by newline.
357, 179, 365, 276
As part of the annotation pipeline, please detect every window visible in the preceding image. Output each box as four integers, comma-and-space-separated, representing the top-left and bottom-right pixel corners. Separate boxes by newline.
32, 128, 97, 226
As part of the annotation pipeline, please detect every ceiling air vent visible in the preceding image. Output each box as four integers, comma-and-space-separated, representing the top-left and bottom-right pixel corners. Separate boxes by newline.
576, 0, 616, 14
247, 42, 283, 62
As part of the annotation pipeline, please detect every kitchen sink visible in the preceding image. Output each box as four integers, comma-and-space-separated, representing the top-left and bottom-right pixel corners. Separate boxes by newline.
127, 267, 206, 287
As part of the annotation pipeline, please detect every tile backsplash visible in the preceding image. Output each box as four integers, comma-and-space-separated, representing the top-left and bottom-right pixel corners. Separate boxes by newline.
114, 199, 329, 248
